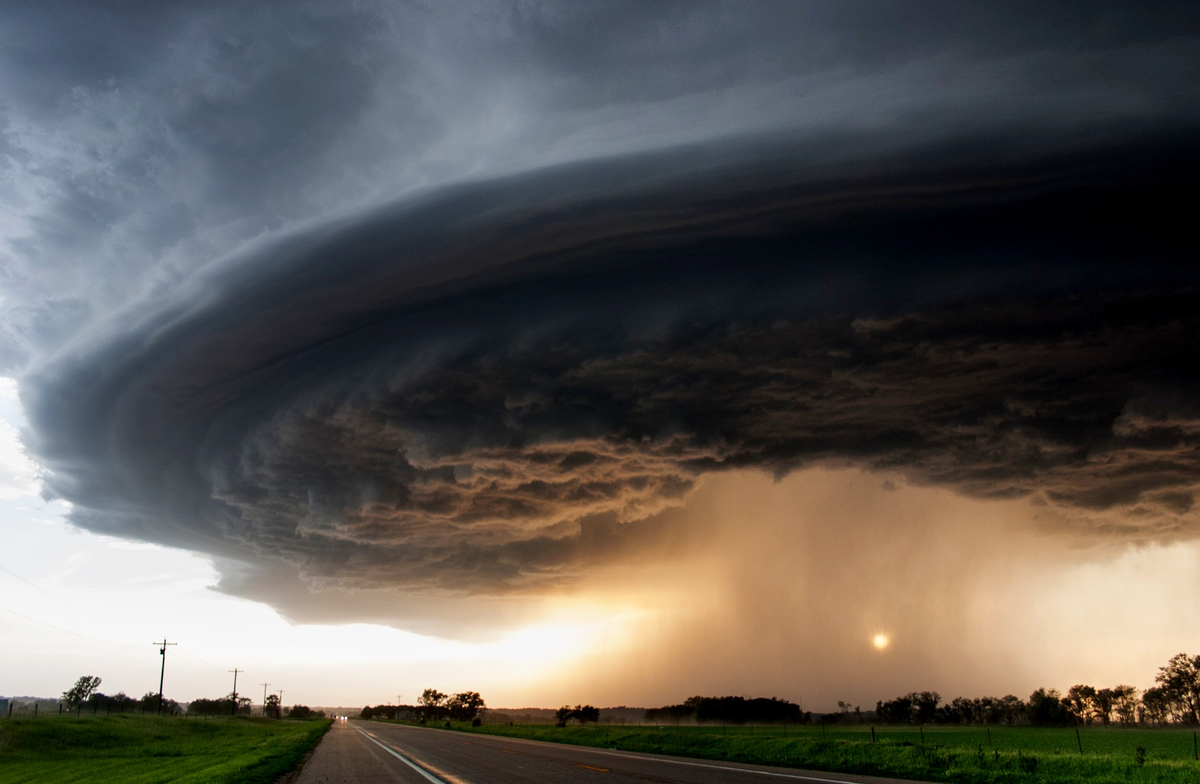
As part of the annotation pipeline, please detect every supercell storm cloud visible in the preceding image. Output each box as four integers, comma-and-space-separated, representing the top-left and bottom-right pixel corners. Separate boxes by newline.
5, 3, 1200, 609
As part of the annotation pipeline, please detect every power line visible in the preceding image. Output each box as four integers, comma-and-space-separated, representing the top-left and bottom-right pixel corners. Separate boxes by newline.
169, 646, 226, 675
0, 603, 142, 650
0, 560, 80, 609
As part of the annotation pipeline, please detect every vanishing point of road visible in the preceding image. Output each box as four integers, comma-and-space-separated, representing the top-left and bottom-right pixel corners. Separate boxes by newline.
294, 719, 932, 784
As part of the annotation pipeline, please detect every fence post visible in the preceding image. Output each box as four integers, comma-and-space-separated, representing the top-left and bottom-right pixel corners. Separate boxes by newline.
871, 726, 875, 743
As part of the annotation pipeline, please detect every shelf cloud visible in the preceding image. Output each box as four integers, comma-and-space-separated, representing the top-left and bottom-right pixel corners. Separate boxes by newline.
5, 2, 1198, 631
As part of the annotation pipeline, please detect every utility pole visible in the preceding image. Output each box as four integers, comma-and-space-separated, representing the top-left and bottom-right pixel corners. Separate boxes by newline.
152, 639, 177, 715
229, 669, 242, 717
278, 690, 285, 718
261, 683, 270, 717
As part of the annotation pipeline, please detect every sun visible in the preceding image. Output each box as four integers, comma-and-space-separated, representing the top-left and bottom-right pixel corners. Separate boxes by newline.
872, 633, 890, 650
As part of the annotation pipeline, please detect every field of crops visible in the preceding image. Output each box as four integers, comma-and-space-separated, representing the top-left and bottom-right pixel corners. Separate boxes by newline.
0, 715, 330, 784
390, 719, 1200, 783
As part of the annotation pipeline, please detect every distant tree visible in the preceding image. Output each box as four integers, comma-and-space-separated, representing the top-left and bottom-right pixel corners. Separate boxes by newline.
63, 676, 102, 708
360, 706, 375, 719
189, 698, 227, 716
1141, 687, 1171, 725
913, 692, 940, 724
1027, 688, 1070, 726
876, 693, 915, 724
447, 692, 486, 722
576, 705, 600, 724
418, 688, 448, 721
949, 697, 976, 725
287, 705, 314, 719
1155, 653, 1200, 724
1092, 688, 1116, 726
89, 691, 138, 714
1065, 685, 1096, 725
554, 705, 573, 727
264, 694, 282, 719
1111, 685, 1139, 726
995, 695, 1025, 726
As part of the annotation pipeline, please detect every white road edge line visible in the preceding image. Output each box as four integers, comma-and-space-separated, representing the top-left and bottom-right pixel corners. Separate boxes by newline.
354, 727, 449, 783
579, 747, 866, 782
371, 723, 876, 783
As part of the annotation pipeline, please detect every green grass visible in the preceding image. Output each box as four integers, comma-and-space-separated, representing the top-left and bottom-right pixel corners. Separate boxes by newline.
379, 719, 1200, 783
0, 715, 331, 783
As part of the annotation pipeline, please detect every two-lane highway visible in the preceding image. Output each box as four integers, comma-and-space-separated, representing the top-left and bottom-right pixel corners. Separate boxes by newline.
294, 720, 931, 784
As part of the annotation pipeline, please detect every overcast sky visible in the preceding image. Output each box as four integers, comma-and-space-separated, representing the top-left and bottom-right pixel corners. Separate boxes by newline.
2, 1, 1198, 709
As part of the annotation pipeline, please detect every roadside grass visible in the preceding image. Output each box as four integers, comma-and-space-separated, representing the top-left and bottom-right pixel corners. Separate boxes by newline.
0, 715, 330, 784
377, 719, 1200, 783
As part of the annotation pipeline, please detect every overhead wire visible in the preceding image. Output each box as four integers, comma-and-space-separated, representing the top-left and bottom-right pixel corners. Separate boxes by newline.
0, 603, 144, 650
0, 559, 81, 609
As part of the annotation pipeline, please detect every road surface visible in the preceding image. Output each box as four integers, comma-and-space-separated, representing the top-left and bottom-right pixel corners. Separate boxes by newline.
294, 719, 931, 784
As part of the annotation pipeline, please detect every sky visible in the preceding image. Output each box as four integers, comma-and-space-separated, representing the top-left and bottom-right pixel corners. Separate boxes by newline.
1, 1, 1199, 711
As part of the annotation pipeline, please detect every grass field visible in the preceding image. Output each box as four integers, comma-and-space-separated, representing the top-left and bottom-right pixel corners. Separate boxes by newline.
0, 715, 331, 784
382, 719, 1200, 783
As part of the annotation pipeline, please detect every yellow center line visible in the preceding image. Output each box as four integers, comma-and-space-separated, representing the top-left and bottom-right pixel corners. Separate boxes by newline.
576, 764, 610, 772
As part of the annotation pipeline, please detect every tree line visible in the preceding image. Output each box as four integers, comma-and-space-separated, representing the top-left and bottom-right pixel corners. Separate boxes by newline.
61, 676, 180, 715
60, 676, 321, 719
873, 653, 1200, 726
645, 695, 803, 725
361, 688, 486, 723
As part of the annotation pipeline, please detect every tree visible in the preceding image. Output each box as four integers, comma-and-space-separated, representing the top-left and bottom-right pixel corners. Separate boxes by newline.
1142, 686, 1171, 725
1092, 688, 1116, 726
1155, 653, 1200, 724
949, 697, 977, 725
1027, 688, 1070, 726
63, 676, 102, 708
418, 688, 448, 721
876, 693, 915, 724
554, 705, 573, 727
264, 693, 281, 719
1111, 685, 1139, 726
995, 695, 1025, 726
1065, 684, 1096, 725
287, 705, 314, 719
913, 692, 940, 724
575, 705, 600, 724
447, 691, 486, 722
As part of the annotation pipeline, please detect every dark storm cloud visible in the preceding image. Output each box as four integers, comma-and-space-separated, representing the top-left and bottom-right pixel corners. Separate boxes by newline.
5, 2, 1200, 611
23, 127, 1200, 596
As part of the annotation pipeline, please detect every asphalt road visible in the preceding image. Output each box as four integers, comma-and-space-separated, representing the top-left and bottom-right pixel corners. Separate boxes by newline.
294, 719, 931, 784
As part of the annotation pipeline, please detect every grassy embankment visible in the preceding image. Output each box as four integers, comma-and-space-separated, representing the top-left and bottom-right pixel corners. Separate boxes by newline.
381, 719, 1200, 783
0, 715, 330, 784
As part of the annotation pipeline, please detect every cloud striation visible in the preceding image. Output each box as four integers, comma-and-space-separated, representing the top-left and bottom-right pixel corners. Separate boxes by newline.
4, 2, 1200, 621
